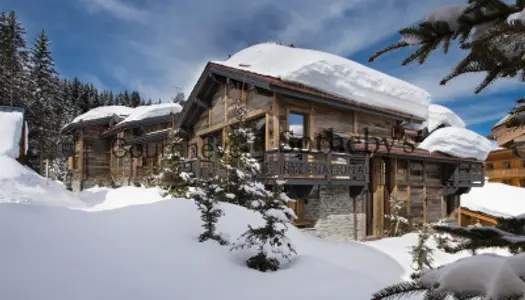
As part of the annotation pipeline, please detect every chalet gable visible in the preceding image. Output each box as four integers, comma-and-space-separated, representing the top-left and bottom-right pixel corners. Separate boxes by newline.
178, 62, 426, 133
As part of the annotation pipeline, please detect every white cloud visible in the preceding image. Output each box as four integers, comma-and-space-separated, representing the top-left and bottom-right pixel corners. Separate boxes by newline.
76, 0, 467, 102
80, 0, 149, 23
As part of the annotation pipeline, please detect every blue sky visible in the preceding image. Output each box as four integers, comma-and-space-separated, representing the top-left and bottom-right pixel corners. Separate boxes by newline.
5, 0, 523, 137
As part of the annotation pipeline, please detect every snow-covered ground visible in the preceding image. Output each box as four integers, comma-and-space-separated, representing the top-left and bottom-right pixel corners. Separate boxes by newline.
0, 155, 506, 299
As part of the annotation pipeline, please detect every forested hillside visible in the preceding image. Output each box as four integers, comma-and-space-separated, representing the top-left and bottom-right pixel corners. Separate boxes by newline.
0, 10, 153, 175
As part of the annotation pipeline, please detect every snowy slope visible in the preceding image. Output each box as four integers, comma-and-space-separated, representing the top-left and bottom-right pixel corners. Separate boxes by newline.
70, 106, 135, 124
78, 185, 168, 211
0, 197, 405, 300
0, 110, 24, 158
116, 103, 182, 126
418, 127, 492, 161
461, 181, 525, 218
217, 43, 430, 119
0, 155, 85, 208
425, 104, 465, 133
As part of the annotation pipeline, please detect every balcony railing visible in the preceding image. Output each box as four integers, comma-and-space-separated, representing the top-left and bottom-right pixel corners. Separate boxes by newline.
183, 149, 369, 186
485, 168, 525, 179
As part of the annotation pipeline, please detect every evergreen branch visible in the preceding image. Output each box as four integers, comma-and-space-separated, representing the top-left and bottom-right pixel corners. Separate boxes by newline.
475, 69, 500, 93
371, 281, 427, 300
368, 41, 410, 63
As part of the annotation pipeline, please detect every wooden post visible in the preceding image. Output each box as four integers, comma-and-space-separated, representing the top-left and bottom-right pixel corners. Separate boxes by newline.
353, 110, 358, 134
265, 112, 271, 151
272, 93, 280, 148
423, 161, 427, 223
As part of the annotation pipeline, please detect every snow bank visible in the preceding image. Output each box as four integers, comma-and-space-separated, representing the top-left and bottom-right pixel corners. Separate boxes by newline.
78, 185, 168, 211
0, 110, 24, 158
366, 233, 508, 280
425, 104, 465, 133
70, 106, 134, 124
0, 197, 404, 300
461, 181, 525, 218
420, 252, 525, 299
117, 103, 182, 126
0, 155, 85, 208
418, 127, 492, 161
217, 43, 430, 119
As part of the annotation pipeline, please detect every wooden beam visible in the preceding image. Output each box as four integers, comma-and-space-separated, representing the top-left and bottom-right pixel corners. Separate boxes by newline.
265, 112, 271, 151
309, 103, 314, 142
195, 108, 270, 137
459, 208, 498, 226
423, 161, 427, 223
195, 97, 210, 109
272, 93, 280, 148
353, 110, 358, 134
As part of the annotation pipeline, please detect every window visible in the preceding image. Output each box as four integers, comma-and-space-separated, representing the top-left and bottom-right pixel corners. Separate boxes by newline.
503, 161, 511, 169
486, 163, 494, 170
288, 113, 306, 149
520, 179, 525, 187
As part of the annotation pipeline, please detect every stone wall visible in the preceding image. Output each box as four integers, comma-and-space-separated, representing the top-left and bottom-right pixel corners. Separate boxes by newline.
304, 185, 367, 241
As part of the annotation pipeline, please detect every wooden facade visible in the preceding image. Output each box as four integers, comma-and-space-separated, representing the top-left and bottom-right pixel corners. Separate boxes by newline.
63, 113, 178, 191
176, 62, 485, 239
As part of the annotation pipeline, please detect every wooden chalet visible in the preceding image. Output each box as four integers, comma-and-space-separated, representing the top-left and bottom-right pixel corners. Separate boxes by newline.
61, 105, 181, 191
176, 59, 485, 240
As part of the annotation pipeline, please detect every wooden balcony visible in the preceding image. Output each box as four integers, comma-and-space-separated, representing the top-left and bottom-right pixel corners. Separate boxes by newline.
485, 168, 525, 179
183, 149, 370, 186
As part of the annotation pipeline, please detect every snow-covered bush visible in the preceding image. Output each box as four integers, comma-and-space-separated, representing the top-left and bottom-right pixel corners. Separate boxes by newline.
232, 183, 297, 272
384, 198, 415, 237
146, 129, 191, 197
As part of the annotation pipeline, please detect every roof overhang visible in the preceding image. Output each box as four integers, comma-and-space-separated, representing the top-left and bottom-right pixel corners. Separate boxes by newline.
60, 116, 114, 134
101, 113, 179, 137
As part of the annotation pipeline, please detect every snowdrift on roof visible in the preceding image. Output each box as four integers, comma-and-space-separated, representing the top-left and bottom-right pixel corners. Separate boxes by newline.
117, 103, 182, 126
0, 110, 23, 158
461, 181, 525, 218
70, 105, 134, 124
418, 127, 492, 161
217, 43, 430, 119
425, 104, 465, 133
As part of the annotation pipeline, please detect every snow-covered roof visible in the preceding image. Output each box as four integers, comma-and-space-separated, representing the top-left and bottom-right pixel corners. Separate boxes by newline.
116, 103, 182, 126
0, 110, 24, 159
461, 181, 525, 218
418, 127, 492, 161
425, 104, 465, 133
70, 106, 135, 124
215, 43, 431, 120
493, 113, 511, 128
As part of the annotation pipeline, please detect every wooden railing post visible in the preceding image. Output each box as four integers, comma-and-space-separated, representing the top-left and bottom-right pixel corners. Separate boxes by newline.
327, 152, 332, 182
195, 157, 201, 179
278, 150, 284, 181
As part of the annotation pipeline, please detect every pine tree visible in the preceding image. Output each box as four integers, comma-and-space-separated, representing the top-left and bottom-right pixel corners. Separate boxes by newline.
130, 91, 141, 107
0, 10, 29, 107
26, 30, 61, 172
232, 182, 297, 272
369, 0, 525, 126
189, 179, 229, 245
409, 226, 434, 277
384, 198, 412, 237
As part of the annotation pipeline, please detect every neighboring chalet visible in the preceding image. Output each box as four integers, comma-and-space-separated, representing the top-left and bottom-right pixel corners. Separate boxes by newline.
0, 106, 28, 163
176, 43, 488, 240
485, 114, 525, 187
61, 104, 182, 191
